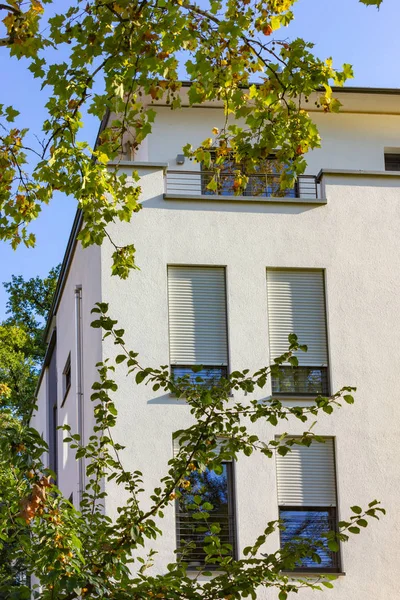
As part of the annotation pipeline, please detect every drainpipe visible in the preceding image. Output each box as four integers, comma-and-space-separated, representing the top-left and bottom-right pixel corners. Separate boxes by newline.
75, 285, 84, 504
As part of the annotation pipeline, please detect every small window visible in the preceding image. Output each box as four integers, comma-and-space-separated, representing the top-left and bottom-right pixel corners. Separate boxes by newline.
276, 438, 340, 572
266, 269, 329, 396
167, 266, 228, 386
175, 462, 236, 568
384, 153, 400, 171
62, 354, 71, 403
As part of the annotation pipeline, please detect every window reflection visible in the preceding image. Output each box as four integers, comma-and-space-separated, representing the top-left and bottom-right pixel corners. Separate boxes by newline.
176, 464, 235, 567
171, 365, 227, 387
280, 508, 339, 570
272, 366, 329, 395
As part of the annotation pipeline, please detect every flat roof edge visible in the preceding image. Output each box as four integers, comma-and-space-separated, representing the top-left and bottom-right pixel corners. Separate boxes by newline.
179, 81, 400, 95
317, 168, 400, 182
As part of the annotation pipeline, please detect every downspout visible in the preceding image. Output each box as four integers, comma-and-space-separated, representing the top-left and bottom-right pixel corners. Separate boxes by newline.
75, 285, 85, 504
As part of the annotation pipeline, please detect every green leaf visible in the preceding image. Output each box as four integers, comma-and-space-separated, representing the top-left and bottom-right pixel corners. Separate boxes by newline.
351, 505, 362, 514
108, 404, 117, 416
368, 499, 380, 507
348, 526, 360, 534
136, 371, 146, 384
359, 0, 382, 6
327, 539, 339, 552
356, 519, 368, 527
5, 106, 19, 122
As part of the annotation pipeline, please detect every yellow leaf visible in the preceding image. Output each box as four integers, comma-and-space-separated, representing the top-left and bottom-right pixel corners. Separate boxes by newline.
270, 15, 282, 31
201, 138, 213, 148
97, 152, 110, 165
31, 0, 44, 13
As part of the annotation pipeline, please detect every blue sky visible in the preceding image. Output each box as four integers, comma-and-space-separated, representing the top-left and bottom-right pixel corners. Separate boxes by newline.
0, 0, 399, 319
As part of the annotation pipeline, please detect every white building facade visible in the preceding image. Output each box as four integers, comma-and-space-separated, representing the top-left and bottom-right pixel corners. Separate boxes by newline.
33, 88, 400, 599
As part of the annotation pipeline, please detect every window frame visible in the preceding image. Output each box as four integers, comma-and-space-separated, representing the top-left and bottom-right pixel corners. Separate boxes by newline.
167, 265, 230, 387
278, 505, 341, 573
276, 436, 341, 574
61, 353, 71, 406
271, 365, 330, 397
267, 268, 331, 398
170, 365, 229, 387
384, 152, 400, 171
175, 461, 237, 569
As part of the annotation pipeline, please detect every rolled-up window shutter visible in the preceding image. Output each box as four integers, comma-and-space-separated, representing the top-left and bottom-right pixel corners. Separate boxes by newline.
266, 269, 328, 366
276, 439, 337, 507
168, 266, 228, 366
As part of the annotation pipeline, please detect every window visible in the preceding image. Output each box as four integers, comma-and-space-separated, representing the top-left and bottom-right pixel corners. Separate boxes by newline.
62, 353, 71, 404
167, 266, 228, 385
384, 153, 400, 171
266, 269, 329, 396
201, 154, 297, 198
276, 438, 339, 572
174, 438, 236, 567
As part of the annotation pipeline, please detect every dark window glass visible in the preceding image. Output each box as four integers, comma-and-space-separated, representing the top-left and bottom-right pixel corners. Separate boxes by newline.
62, 354, 71, 403
171, 365, 227, 387
279, 508, 339, 571
272, 366, 329, 396
384, 153, 400, 171
176, 464, 236, 568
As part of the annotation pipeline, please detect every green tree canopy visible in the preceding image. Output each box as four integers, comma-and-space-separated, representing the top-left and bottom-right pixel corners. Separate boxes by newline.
3, 265, 60, 361
0, 1, 388, 598
0, 310, 386, 600
0, 324, 37, 419
0, 266, 59, 419
0, 0, 384, 277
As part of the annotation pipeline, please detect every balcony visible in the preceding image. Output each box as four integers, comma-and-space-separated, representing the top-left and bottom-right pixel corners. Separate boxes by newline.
165, 170, 322, 203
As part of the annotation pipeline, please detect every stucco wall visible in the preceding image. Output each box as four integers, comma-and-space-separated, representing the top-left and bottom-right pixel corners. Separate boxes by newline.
98, 167, 400, 599
33, 241, 102, 502
33, 98, 400, 598
142, 106, 400, 175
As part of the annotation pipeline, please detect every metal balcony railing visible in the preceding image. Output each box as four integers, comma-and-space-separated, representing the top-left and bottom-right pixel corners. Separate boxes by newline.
165, 171, 319, 200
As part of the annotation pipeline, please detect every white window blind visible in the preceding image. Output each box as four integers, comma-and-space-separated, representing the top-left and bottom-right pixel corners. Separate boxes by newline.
276, 438, 337, 507
266, 269, 328, 366
168, 266, 228, 366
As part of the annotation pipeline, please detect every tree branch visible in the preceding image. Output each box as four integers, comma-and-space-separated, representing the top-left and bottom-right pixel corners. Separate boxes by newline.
0, 4, 20, 15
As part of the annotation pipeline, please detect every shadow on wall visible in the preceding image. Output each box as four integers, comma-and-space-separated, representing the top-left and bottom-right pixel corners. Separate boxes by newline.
141, 194, 323, 216
145, 393, 315, 407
